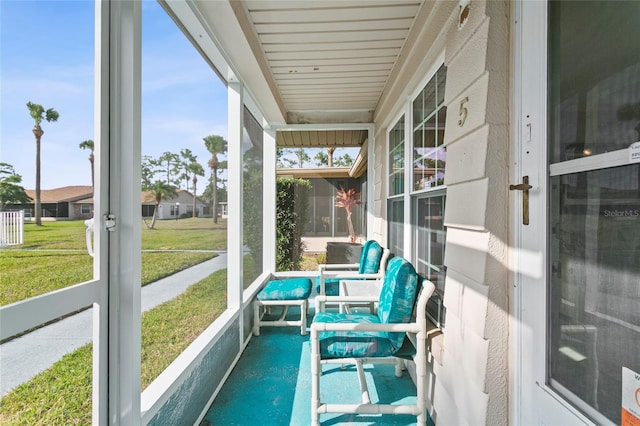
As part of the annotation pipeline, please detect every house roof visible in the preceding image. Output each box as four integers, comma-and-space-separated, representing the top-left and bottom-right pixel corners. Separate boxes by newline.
141, 189, 207, 205
24, 186, 93, 203
20, 186, 206, 206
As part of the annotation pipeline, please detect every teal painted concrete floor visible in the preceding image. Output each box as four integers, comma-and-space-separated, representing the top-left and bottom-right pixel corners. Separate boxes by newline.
201, 307, 433, 426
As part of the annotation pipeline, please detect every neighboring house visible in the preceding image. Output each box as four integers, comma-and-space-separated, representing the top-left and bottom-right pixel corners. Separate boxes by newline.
17, 187, 207, 221
141, 189, 208, 220
22, 186, 94, 220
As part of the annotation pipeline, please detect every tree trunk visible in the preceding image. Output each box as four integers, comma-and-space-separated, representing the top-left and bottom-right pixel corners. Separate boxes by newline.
89, 154, 95, 192
192, 176, 197, 218
33, 126, 43, 226
346, 211, 355, 242
150, 202, 158, 229
212, 167, 218, 224
327, 147, 335, 167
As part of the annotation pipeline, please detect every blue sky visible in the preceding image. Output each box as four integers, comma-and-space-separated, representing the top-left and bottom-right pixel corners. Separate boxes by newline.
0, 0, 228, 192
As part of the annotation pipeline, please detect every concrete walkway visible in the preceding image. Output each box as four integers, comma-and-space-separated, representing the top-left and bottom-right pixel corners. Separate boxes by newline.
0, 253, 227, 397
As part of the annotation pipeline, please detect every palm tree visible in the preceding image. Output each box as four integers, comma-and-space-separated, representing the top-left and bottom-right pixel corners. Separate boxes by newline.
187, 161, 204, 217
27, 101, 59, 226
203, 134, 228, 223
143, 180, 178, 229
78, 139, 95, 191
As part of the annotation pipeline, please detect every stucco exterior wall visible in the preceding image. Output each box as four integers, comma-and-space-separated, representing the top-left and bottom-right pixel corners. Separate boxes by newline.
371, 1, 511, 424
438, 2, 510, 424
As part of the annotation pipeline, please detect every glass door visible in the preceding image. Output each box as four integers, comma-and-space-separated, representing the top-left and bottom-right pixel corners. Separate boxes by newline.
516, 1, 640, 424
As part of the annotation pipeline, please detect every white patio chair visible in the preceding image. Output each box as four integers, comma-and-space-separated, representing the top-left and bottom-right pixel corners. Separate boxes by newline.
310, 257, 436, 425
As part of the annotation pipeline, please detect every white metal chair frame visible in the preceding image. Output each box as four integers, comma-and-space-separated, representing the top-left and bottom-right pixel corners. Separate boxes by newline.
310, 279, 436, 426
316, 248, 391, 311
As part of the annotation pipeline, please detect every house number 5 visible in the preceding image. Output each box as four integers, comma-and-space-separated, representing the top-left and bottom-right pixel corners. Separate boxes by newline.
458, 96, 469, 127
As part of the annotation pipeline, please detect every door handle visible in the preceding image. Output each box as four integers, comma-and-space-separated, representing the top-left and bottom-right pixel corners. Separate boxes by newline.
510, 176, 532, 225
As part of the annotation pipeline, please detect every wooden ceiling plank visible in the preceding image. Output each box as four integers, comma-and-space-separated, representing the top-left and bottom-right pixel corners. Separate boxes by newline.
260, 29, 410, 44
268, 56, 396, 66
249, 5, 421, 24
266, 48, 400, 60
254, 18, 414, 34
263, 40, 403, 52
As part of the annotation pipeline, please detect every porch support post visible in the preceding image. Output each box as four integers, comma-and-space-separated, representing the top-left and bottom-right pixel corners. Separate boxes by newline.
402, 103, 412, 257
366, 125, 374, 241
93, 0, 109, 423
263, 128, 277, 273
107, 0, 142, 424
227, 80, 243, 311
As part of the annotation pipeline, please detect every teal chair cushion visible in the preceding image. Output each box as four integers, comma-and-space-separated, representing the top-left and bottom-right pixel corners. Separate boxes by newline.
313, 257, 419, 359
315, 240, 384, 296
257, 278, 312, 301
314, 277, 341, 296
313, 312, 397, 358
358, 240, 383, 274
377, 257, 418, 349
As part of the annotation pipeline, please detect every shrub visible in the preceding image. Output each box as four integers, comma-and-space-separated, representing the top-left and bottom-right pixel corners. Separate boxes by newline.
276, 178, 311, 271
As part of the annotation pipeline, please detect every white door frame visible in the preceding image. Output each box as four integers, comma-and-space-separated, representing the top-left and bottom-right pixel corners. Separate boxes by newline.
511, 1, 594, 424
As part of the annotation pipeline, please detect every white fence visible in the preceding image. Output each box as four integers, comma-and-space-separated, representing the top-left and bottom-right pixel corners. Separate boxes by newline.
0, 210, 24, 247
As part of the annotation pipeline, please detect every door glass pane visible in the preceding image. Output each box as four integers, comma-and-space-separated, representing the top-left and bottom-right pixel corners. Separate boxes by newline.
548, 1, 640, 163
549, 165, 640, 423
548, 2, 640, 422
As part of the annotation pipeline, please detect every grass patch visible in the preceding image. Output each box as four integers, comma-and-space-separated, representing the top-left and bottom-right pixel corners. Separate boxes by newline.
300, 254, 319, 272
11, 218, 227, 251
0, 251, 215, 306
141, 218, 227, 250
16, 221, 88, 250
139, 252, 215, 288
1, 218, 225, 306
0, 345, 93, 425
0, 269, 228, 425
0, 251, 92, 304
141, 268, 227, 387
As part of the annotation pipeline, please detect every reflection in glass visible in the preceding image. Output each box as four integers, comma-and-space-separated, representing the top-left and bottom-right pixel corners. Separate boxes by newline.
387, 198, 404, 258
548, 2, 640, 422
388, 117, 405, 196
548, 1, 640, 163
413, 65, 447, 191
242, 107, 264, 287
549, 165, 640, 423
413, 193, 447, 327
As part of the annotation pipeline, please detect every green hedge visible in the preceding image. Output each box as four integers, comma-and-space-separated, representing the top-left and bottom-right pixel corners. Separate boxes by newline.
276, 178, 311, 271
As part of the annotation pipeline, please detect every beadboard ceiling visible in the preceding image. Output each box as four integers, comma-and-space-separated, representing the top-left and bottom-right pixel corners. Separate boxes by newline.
191, 0, 426, 147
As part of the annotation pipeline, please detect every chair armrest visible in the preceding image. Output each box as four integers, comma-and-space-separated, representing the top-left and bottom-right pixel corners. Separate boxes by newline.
316, 270, 381, 296
311, 321, 421, 334
315, 294, 379, 313
320, 271, 381, 280
318, 263, 359, 272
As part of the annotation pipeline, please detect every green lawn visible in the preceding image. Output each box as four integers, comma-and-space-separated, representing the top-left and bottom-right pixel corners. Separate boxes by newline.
0, 218, 229, 425
0, 218, 226, 306
0, 269, 228, 425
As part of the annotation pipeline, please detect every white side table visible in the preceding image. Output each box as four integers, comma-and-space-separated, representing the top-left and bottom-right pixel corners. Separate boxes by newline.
338, 279, 382, 313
